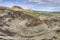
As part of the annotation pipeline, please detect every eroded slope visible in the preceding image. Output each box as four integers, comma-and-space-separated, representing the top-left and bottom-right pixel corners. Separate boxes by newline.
0, 7, 60, 40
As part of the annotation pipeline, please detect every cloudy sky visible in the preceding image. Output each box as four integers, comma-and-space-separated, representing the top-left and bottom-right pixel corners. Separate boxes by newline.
0, 0, 60, 11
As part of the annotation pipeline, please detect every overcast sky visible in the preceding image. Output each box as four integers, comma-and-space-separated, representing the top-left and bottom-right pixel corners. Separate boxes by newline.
0, 0, 60, 11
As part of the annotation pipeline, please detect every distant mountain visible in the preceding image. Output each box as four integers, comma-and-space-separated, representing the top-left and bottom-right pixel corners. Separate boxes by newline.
12, 6, 22, 9
0, 6, 9, 10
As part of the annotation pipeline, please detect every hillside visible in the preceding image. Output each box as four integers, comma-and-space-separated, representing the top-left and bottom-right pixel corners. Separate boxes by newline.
0, 6, 60, 40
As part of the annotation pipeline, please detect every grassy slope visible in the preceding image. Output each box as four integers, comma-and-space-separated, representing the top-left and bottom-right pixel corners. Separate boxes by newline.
10, 8, 42, 19
23, 11, 41, 18
9, 7, 60, 19
52, 13, 60, 16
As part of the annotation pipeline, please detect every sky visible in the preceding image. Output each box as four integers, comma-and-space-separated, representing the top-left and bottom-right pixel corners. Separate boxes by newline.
0, 0, 60, 12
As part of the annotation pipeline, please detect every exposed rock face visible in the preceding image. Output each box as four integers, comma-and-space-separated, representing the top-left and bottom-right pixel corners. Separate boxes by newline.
0, 9, 60, 40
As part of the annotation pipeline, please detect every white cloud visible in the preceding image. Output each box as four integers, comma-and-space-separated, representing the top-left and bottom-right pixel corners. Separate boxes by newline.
21, 4, 35, 9
26, 0, 60, 7
28, 0, 40, 2
27, 0, 44, 4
